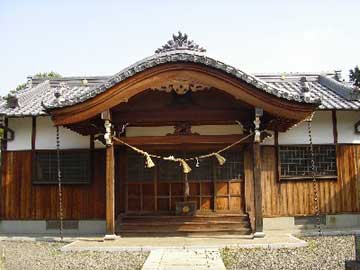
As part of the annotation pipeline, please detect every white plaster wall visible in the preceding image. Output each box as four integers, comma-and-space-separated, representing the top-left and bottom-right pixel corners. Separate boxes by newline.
7, 117, 32, 150
337, 111, 360, 144
278, 111, 334, 145
8, 111, 360, 151
125, 124, 243, 137
36, 116, 90, 149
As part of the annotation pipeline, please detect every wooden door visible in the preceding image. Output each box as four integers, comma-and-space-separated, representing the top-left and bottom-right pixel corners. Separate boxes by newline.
123, 149, 245, 214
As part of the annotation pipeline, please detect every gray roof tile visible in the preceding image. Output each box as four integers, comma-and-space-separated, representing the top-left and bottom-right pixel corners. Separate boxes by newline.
1, 69, 359, 117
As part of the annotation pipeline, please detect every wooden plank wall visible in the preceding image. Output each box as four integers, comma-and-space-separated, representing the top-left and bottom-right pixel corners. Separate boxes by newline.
2, 145, 360, 219
0, 150, 106, 220
261, 145, 360, 217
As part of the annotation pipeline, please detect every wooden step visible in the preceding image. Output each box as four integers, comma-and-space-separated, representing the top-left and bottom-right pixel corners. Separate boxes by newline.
120, 227, 251, 234
121, 225, 250, 232
117, 214, 252, 235
121, 215, 249, 223
120, 220, 249, 226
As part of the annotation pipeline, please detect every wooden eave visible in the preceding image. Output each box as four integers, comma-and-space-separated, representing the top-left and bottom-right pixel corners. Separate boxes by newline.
49, 63, 318, 127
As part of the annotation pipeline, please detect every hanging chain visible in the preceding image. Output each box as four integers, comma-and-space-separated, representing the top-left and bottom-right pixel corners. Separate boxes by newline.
56, 126, 64, 241
307, 119, 322, 234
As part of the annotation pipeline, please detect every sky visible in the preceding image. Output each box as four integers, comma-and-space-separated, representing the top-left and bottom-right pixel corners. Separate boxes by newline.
0, 0, 359, 95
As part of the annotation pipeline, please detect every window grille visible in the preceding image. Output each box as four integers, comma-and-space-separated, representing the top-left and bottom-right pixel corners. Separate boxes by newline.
215, 152, 244, 181
127, 150, 154, 182
187, 152, 213, 181
33, 150, 90, 184
158, 152, 183, 182
279, 145, 337, 179
126, 151, 244, 182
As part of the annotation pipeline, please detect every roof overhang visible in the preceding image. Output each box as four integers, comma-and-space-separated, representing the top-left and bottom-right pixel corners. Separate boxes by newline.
48, 62, 318, 128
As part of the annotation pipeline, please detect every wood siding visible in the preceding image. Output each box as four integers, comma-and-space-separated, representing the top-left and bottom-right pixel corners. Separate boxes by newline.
1, 150, 106, 220
262, 145, 360, 217
2, 145, 360, 220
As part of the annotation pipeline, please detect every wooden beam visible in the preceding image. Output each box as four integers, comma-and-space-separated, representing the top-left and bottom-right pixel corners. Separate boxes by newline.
253, 142, 264, 236
274, 131, 280, 182
90, 134, 94, 183
113, 134, 251, 146
3, 117, 8, 151
31, 117, 36, 150
101, 110, 111, 121
105, 143, 116, 237
332, 110, 338, 144
112, 109, 252, 125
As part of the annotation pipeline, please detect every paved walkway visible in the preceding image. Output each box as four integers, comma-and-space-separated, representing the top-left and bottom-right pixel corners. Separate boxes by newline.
60, 232, 306, 251
142, 248, 226, 270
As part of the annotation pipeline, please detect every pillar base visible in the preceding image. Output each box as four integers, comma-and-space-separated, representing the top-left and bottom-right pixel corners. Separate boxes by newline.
254, 232, 265, 238
104, 234, 118, 241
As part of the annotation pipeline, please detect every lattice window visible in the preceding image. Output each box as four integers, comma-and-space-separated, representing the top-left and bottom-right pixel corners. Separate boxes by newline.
279, 145, 337, 179
215, 152, 244, 181
127, 151, 154, 182
187, 152, 213, 181
33, 150, 90, 184
158, 152, 183, 182
126, 151, 244, 182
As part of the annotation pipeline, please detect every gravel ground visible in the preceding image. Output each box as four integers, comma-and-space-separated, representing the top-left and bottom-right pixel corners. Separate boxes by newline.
221, 236, 355, 270
0, 240, 149, 270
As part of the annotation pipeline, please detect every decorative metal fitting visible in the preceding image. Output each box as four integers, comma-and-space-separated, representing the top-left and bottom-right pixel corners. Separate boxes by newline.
254, 108, 263, 143
104, 120, 112, 145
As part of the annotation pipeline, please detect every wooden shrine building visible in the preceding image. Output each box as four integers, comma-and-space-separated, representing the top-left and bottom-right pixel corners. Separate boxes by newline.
1, 32, 360, 238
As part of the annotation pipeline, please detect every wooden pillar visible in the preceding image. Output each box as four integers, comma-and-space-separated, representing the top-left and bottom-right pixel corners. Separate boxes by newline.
253, 107, 264, 237
105, 144, 115, 237
102, 110, 117, 240
332, 110, 338, 144
253, 142, 264, 237
244, 146, 255, 232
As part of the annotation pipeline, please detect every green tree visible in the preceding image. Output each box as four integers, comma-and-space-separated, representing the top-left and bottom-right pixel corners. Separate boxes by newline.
349, 66, 360, 87
15, 83, 26, 91
14, 71, 61, 91
33, 71, 61, 78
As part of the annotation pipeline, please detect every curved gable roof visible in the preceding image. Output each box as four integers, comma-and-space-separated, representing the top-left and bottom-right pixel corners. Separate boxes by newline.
43, 32, 318, 110
6, 32, 360, 118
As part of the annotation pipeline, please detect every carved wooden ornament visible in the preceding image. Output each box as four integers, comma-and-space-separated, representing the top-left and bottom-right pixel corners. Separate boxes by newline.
151, 78, 210, 95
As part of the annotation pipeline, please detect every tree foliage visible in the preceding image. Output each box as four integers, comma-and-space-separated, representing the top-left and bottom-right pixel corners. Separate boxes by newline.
15, 83, 27, 91
350, 66, 360, 87
14, 71, 61, 92
33, 71, 61, 79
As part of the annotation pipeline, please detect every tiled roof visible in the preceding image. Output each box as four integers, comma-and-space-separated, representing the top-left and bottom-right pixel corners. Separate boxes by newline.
37, 50, 321, 111
256, 73, 360, 110
1, 32, 359, 116
0, 77, 108, 116
1, 70, 359, 117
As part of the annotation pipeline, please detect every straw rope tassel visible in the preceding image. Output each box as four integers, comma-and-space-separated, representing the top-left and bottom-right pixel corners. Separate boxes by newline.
214, 152, 226, 165
111, 132, 255, 173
